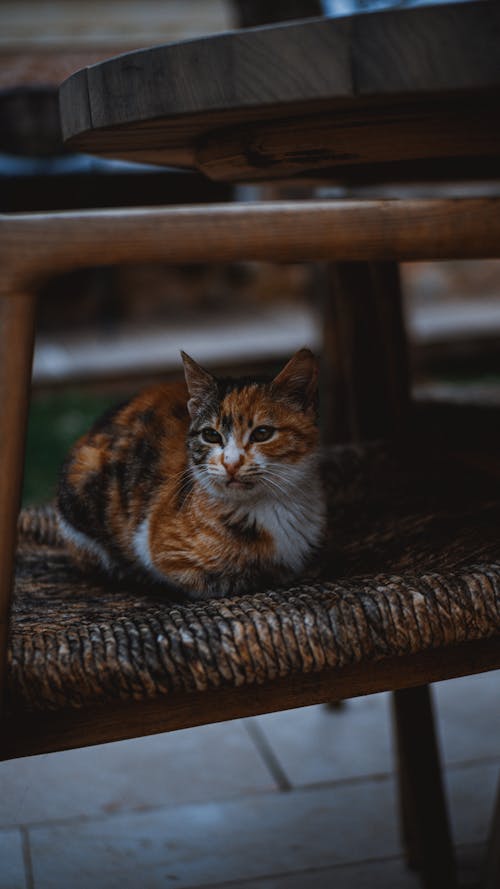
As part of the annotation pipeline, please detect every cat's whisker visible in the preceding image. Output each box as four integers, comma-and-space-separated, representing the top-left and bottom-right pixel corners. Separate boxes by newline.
168, 466, 189, 479
258, 476, 291, 499
174, 475, 194, 492
168, 467, 195, 486
259, 468, 298, 490
169, 466, 200, 504
265, 467, 311, 493
176, 482, 196, 504
264, 465, 306, 482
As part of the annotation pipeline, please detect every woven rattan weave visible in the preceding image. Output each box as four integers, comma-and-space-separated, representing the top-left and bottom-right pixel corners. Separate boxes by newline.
8, 444, 500, 713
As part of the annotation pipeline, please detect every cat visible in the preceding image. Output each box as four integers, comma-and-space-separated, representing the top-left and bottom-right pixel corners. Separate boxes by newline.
57, 348, 326, 600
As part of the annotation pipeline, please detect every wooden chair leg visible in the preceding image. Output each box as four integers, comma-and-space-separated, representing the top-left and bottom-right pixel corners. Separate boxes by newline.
320, 261, 410, 444
392, 686, 457, 889
0, 290, 37, 709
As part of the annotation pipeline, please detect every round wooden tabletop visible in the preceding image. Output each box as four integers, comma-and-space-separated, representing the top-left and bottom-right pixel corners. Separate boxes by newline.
59, 1, 500, 183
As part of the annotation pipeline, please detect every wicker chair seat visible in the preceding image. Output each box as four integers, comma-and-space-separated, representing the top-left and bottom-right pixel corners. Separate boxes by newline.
7, 444, 500, 714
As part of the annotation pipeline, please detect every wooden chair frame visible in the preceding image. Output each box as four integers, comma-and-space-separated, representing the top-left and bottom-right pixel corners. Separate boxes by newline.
2, 197, 500, 888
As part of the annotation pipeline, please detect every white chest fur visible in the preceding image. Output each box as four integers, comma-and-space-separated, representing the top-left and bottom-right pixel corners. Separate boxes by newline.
232, 472, 326, 573
254, 497, 325, 570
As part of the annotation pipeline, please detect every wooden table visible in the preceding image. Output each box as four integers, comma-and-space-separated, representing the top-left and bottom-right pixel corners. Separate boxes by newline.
2, 5, 498, 887
60, 1, 500, 184
59, 0, 500, 446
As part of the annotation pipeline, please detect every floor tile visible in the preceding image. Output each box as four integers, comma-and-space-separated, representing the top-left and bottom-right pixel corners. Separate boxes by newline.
456, 843, 485, 889
0, 721, 274, 829
0, 829, 27, 889
249, 671, 500, 791
448, 760, 498, 846
28, 778, 401, 889
218, 857, 422, 889
435, 670, 500, 765
248, 694, 393, 786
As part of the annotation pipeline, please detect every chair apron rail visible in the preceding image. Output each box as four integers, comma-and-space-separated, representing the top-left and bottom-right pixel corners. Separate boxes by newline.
1, 198, 500, 290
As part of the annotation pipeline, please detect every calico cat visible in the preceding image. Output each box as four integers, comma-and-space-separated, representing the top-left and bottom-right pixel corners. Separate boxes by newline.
57, 349, 326, 600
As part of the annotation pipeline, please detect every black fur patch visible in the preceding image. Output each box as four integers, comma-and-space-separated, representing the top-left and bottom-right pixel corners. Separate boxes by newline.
221, 413, 233, 436
170, 400, 188, 421
223, 514, 261, 543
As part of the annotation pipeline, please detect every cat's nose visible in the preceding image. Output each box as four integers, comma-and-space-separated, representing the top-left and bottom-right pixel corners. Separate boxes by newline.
222, 456, 243, 477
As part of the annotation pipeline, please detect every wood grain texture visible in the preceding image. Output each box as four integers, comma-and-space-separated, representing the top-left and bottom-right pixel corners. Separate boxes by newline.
58, 2, 500, 180
196, 97, 500, 182
0, 292, 36, 711
3, 199, 500, 293
58, 68, 92, 142
3, 635, 500, 761
67, 17, 352, 134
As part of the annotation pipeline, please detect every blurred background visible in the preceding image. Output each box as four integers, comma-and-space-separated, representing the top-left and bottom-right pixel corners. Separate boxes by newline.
1, 0, 498, 505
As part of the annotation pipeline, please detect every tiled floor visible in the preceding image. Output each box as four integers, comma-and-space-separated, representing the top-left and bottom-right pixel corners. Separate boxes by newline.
1, 671, 499, 889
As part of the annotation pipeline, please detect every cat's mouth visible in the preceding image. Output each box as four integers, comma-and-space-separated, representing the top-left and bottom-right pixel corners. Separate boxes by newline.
226, 477, 253, 488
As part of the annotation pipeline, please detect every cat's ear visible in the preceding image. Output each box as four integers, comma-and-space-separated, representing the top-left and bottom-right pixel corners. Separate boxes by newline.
271, 348, 318, 411
181, 351, 218, 418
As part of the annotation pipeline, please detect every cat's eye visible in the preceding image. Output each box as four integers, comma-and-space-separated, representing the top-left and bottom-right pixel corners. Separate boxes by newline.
250, 426, 275, 443
201, 427, 223, 445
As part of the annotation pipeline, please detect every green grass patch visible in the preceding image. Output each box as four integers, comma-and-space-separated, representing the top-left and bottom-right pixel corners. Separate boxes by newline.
23, 390, 121, 505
